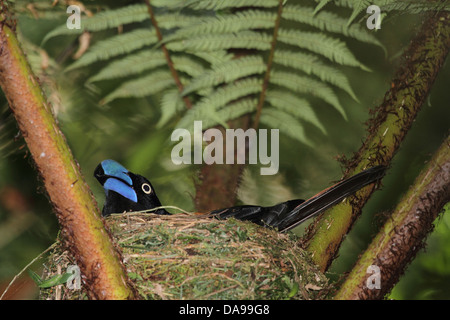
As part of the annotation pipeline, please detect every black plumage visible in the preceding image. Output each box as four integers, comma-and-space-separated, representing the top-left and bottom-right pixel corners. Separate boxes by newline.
94, 160, 386, 232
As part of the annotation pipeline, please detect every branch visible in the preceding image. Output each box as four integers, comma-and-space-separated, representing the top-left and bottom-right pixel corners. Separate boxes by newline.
252, 0, 283, 130
303, 10, 450, 272
0, 3, 135, 299
194, 116, 250, 212
144, 0, 192, 110
334, 135, 450, 300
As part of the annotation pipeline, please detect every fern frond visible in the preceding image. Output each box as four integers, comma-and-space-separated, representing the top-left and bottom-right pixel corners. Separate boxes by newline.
182, 56, 266, 95
380, 1, 450, 13
346, 1, 371, 26
190, 51, 234, 66
273, 50, 358, 101
157, 89, 185, 128
42, 0, 383, 149
320, 0, 450, 25
154, 13, 206, 30
208, 98, 257, 129
88, 50, 165, 83
317, 0, 352, 8
282, 4, 384, 50
77, 4, 148, 29
42, 4, 148, 43
165, 10, 276, 42
176, 98, 257, 131
150, 0, 190, 9
172, 56, 206, 78
178, 78, 262, 129
89, 51, 204, 84
102, 71, 174, 104
43, 8, 203, 44
278, 29, 370, 71
237, 167, 294, 206
173, 0, 280, 10
266, 90, 326, 134
260, 108, 311, 145
313, 0, 334, 14
67, 29, 158, 71
270, 70, 347, 120
166, 31, 272, 52
200, 78, 262, 111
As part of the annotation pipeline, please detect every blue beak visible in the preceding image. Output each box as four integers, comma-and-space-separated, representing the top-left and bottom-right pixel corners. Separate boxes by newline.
101, 159, 133, 185
95, 159, 137, 203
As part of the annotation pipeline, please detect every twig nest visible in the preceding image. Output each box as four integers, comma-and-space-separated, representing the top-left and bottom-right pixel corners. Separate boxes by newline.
40, 213, 329, 300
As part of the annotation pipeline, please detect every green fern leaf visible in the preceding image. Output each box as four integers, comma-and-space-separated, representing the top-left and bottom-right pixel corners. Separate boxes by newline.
165, 10, 276, 42
278, 29, 370, 71
67, 29, 158, 71
199, 77, 262, 111
182, 56, 266, 95
273, 50, 358, 101
157, 89, 185, 128
89, 51, 204, 84
102, 71, 174, 104
260, 108, 311, 146
237, 167, 294, 206
270, 70, 347, 120
172, 56, 207, 78
166, 31, 272, 52
200, 98, 257, 130
41, 0, 385, 147
380, 1, 450, 13
193, 51, 234, 66
217, 98, 257, 120
155, 13, 205, 30
42, 4, 149, 43
88, 50, 165, 83
346, 0, 371, 26
313, 0, 334, 14
282, 4, 385, 50
150, 0, 190, 9
178, 78, 262, 129
89, 51, 205, 84
175, 0, 280, 10
266, 90, 327, 134
43, 7, 203, 44
77, 4, 148, 30
320, 0, 352, 8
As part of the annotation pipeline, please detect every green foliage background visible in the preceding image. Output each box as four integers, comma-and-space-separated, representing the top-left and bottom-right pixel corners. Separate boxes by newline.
0, 0, 448, 299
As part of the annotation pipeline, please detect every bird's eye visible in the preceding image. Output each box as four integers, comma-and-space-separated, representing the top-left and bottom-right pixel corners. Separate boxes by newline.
141, 183, 152, 194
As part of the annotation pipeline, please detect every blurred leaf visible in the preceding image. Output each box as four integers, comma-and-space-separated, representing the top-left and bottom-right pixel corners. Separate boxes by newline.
28, 269, 72, 288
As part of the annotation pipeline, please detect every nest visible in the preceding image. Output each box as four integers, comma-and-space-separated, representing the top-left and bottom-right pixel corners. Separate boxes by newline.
39, 213, 329, 300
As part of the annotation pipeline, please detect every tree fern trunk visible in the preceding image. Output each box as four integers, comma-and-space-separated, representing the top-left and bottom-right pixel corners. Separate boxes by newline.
0, 3, 135, 300
303, 10, 450, 273
334, 135, 450, 299
194, 115, 251, 212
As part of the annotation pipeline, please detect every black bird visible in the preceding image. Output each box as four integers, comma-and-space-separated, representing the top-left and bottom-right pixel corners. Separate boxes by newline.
94, 159, 385, 232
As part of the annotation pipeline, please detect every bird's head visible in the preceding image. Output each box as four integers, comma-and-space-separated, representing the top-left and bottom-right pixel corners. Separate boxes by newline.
94, 159, 168, 216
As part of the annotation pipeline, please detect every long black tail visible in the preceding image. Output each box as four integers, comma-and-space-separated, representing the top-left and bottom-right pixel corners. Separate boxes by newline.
212, 166, 386, 232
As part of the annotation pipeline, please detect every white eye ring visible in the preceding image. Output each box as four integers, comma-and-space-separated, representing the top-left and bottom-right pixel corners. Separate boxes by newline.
141, 183, 152, 194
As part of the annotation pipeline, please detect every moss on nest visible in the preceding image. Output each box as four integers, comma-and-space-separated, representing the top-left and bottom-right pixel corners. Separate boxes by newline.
40, 213, 329, 300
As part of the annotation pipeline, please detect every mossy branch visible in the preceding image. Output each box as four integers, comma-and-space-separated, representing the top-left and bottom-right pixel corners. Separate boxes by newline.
334, 135, 450, 300
0, 3, 135, 300
303, 10, 450, 272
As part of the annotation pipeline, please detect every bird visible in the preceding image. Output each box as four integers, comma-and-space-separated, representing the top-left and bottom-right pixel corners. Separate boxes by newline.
94, 159, 385, 232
